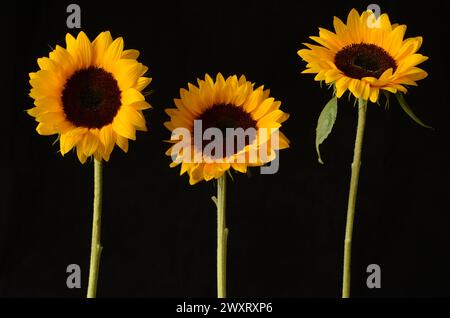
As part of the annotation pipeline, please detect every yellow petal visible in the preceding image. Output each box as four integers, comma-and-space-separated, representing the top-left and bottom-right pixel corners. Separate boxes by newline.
386, 24, 407, 56
112, 110, 136, 140
116, 134, 129, 152
81, 132, 99, 157
36, 123, 57, 136
335, 77, 351, 98
128, 101, 152, 110
122, 88, 145, 105
99, 125, 113, 148
76, 31, 92, 68
37, 57, 57, 72
136, 77, 152, 91
49, 45, 75, 68
122, 49, 140, 59
232, 163, 248, 173
36, 112, 65, 125
243, 89, 263, 113
369, 88, 380, 103
346, 9, 362, 43
102, 37, 124, 70
333, 16, 348, 41
76, 145, 88, 164
122, 106, 147, 130
92, 31, 113, 66
278, 131, 290, 150
189, 164, 205, 185
65, 33, 78, 59
258, 110, 287, 128
114, 60, 146, 90
60, 133, 81, 155
396, 54, 428, 74
252, 98, 275, 121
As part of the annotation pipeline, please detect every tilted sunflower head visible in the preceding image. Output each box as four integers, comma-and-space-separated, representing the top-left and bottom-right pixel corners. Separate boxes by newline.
28, 31, 152, 163
165, 74, 290, 185
298, 8, 428, 103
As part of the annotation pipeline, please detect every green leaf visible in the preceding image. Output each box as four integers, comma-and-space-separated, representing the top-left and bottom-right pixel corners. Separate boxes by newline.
395, 93, 433, 129
316, 97, 338, 164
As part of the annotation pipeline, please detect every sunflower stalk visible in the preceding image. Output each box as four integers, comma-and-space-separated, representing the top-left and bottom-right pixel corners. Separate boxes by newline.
342, 98, 367, 298
216, 175, 228, 298
87, 159, 104, 298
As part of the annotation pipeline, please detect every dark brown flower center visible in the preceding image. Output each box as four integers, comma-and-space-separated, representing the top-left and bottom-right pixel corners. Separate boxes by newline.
334, 43, 397, 79
62, 67, 122, 129
196, 104, 257, 158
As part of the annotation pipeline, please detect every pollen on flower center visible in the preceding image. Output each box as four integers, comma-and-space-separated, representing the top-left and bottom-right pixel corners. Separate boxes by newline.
334, 43, 397, 79
197, 104, 257, 158
62, 66, 122, 129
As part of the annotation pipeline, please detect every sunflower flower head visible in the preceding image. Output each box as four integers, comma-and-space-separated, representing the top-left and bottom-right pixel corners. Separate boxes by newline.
28, 31, 152, 163
298, 8, 428, 103
165, 73, 290, 185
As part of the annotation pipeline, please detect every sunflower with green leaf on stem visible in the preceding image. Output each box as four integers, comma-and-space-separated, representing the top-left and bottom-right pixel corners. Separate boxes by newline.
298, 8, 431, 298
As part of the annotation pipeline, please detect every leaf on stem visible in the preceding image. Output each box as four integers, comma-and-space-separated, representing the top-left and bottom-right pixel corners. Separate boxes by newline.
395, 93, 433, 129
316, 96, 338, 164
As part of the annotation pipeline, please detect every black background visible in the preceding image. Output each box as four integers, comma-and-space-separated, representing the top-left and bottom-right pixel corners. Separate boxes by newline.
1, 0, 449, 298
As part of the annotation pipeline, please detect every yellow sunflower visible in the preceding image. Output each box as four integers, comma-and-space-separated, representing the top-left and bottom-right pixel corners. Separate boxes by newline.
165, 73, 290, 185
28, 31, 151, 163
298, 8, 428, 103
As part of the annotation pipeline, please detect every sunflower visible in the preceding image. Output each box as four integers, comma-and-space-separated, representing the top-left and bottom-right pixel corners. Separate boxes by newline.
28, 31, 151, 163
298, 8, 428, 103
165, 73, 290, 185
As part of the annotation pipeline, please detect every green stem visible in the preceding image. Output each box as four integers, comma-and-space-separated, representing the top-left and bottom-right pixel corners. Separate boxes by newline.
217, 174, 228, 298
87, 159, 103, 298
342, 98, 367, 298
